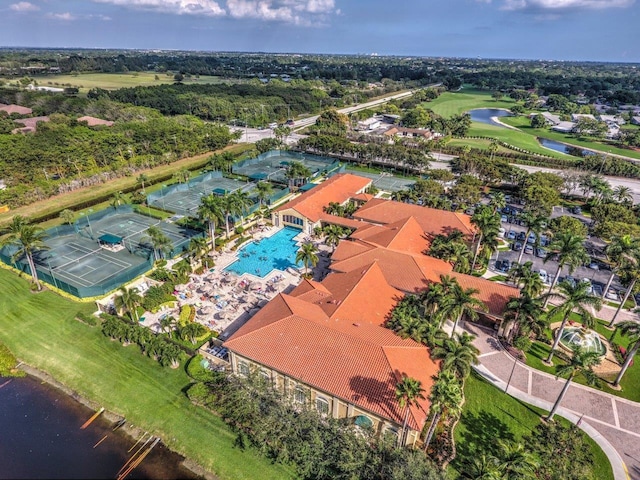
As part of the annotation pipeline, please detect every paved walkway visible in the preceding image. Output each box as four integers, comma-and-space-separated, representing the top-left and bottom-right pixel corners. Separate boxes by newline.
462, 322, 638, 480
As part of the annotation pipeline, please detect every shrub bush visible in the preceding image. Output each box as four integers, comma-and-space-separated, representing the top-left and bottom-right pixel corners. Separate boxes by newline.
75, 311, 98, 327
179, 304, 195, 326
186, 354, 219, 382
235, 226, 244, 235
141, 284, 175, 311
513, 335, 532, 352
186, 382, 211, 405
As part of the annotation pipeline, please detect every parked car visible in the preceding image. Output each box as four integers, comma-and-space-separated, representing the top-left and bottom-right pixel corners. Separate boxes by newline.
527, 233, 536, 244
495, 260, 510, 273
501, 214, 508, 223
524, 245, 534, 255
517, 232, 526, 241
513, 242, 523, 251
536, 247, 547, 258
538, 269, 548, 284
498, 227, 506, 238
605, 289, 619, 300
572, 206, 582, 215
580, 278, 593, 294
563, 275, 577, 288
507, 231, 516, 240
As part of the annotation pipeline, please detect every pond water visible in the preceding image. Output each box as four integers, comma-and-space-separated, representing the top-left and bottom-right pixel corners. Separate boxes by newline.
467, 108, 512, 127
537, 137, 596, 157
0, 375, 200, 480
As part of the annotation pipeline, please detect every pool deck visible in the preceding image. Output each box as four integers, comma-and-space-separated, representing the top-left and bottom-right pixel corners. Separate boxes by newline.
138, 226, 332, 341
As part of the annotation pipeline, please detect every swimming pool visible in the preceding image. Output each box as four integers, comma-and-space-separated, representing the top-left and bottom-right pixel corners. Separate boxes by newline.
224, 227, 302, 278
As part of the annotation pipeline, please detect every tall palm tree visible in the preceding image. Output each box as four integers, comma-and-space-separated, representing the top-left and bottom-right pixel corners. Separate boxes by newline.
110, 191, 127, 209
612, 185, 633, 205
197, 194, 224, 248
423, 370, 463, 450
497, 440, 539, 479
471, 206, 501, 271
114, 286, 142, 322
601, 235, 640, 300
543, 280, 602, 364
546, 346, 601, 421
159, 315, 176, 338
232, 190, 254, 226
137, 173, 149, 192
613, 319, 640, 387
517, 212, 547, 265
295, 241, 319, 276
608, 251, 640, 327
187, 236, 208, 266
221, 193, 242, 239
489, 192, 506, 214
255, 181, 274, 207
431, 332, 480, 380
395, 375, 426, 447
421, 275, 457, 326
502, 294, 544, 343
441, 280, 487, 337
1, 215, 49, 291
174, 168, 190, 184
322, 224, 347, 252
542, 232, 589, 308
508, 261, 543, 298
144, 226, 172, 261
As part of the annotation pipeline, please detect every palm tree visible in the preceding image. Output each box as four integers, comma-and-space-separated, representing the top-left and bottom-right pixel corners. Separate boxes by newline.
601, 235, 640, 300
137, 173, 149, 192
459, 454, 502, 480
612, 185, 633, 205
159, 315, 176, 338
221, 193, 241, 239
110, 191, 127, 209
608, 251, 640, 327
421, 275, 457, 325
295, 241, 319, 276
285, 161, 312, 189
59, 209, 75, 226
431, 332, 480, 380
471, 206, 500, 271
496, 440, 539, 479
173, 260, 192, 279
114, 286, 142, 322
517, 212, 547, 265
231, 190, 254, 226
488, 140, 499, 162
180, 322, 206, 344
546, 346, 601, 421
144, 226, 172, 261
509, 261, 544, 298
1, 215, 49, 291
613, 319, 640, 387
395, 375, 426, 447
502, 294, 544, 342
322, 224, 347, 252
542, 232, 589, 308
173, 168, 190, 184
423, 370, 463, 450
440, 280, 487, 337
489, 192, 506, 214
543, 280, 602, 364
255, 181, 274, 207
197, 194, 224, 248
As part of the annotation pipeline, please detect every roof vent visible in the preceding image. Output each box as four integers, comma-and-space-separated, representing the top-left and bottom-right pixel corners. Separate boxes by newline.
353, 322, 360, 327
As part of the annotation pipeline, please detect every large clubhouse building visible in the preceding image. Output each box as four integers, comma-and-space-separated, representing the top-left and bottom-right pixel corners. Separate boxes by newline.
224, 173, 518, 446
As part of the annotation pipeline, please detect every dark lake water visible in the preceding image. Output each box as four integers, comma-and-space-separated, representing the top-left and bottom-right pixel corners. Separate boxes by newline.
468, 108, 512, 127
0, 375, 200, 480
537, 137, 596, 157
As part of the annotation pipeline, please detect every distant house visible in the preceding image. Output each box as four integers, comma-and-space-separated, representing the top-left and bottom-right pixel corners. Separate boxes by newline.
535, 112, 561, 125
631, 116, 640, 126
356, 117, 382, 131
0, 103, 33, 116
551, 121, 575, 133
571, 114, 596, 122
11, 116, 50, 134
381, 114, 400, 124
383, 126, 434, 140
598, 115, 625, 126
77, 116, 114, 127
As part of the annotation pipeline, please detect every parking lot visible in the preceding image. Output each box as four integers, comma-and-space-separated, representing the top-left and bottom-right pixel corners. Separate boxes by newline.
489, 203, 627, 301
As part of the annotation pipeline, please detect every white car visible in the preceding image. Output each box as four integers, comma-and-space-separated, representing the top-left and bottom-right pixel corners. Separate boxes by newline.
538, 269, 548, 284
605, 289, 619, 300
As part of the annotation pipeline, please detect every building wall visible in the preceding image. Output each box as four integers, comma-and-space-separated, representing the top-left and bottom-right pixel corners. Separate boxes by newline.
229, 352, 418, 446
272, 208, 317, 234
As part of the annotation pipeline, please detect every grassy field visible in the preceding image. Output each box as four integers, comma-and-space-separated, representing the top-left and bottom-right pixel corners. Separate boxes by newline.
0, 143, 252, 228
452, 372, 613, 480
445, 138, 512, 153
425, 88, 517, 117
16, 72, 235, 93
0, 268, 293, 480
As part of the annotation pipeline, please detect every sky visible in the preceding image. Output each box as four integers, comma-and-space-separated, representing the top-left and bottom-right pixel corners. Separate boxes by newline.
0, 0, 639, 62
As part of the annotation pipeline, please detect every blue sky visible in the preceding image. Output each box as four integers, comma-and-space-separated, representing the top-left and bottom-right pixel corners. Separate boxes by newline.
1, 0, 639, 62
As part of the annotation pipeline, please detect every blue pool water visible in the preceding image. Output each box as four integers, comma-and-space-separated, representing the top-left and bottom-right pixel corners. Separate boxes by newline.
224, 227, 302, 278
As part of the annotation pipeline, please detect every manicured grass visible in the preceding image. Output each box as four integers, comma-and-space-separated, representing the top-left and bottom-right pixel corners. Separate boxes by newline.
523, 317, 640, 402
0, 268, 293, 480
446, 138, 512, 152
466, 122, 569, 158
0, 144, 250, 228
502, 116, 640, 161
425, 89, 516, 117
452, 372, 613, 480
21, 72, 235, 92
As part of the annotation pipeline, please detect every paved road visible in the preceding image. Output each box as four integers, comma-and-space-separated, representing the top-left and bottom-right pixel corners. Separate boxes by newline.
464, 323, 639, 480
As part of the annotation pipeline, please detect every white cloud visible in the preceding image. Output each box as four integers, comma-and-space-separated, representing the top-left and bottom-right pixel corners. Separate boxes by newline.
92, 0, 336, 24
500, 0, 634, 10
47, 12, 77, 20
9, 2, 40, 12
92, 0, 225, 16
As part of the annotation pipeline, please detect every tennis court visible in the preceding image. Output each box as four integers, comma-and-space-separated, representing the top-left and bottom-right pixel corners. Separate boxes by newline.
0, 206, 202, 297
345, 169, 416, 192
233, 150, 341, 185
147, 171, 255, 217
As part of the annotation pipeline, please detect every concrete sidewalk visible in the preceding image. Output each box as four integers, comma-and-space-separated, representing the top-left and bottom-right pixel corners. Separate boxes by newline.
463, 322, 637, 480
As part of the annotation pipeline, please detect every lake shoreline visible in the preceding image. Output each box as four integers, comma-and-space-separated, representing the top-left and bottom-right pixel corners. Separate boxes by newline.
17, 362, 218, 480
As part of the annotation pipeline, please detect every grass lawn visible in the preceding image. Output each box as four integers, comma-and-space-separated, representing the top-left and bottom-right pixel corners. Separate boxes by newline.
0, 144, 251, 228
20, 72, 236, 93
446, 138, 512, 153
502, 116, 640, 161
523, 317, 640, 402
0, 268, 293, 480
452, 372, 613, 480
424, 89, 516, 117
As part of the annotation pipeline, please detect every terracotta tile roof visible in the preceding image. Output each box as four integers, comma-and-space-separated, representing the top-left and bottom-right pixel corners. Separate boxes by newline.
354, 198, 475, 239
351, 216, 430, 254
77, 116, 114, 127
0, 103, 32, 115
13, 116, 50, 131
276, 173, 371, 223
331, 239, 373, 262
317, 213, 364, 229
449, 273, 520, 317
352, 193, 375, 202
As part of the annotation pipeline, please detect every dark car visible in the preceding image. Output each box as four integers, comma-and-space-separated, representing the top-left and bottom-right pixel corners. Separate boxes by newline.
495, 260, 510, 273
513, 242, 523, 251
517, 232, 526, 241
